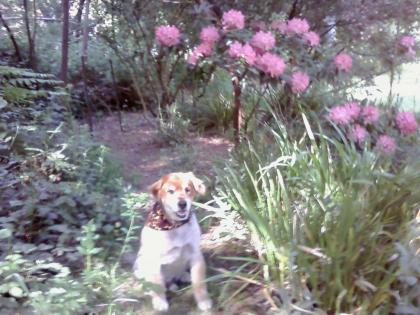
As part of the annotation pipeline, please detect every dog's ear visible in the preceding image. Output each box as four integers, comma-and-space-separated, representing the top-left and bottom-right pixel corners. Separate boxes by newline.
148, 178, 163, 198
187, 172, 206, 195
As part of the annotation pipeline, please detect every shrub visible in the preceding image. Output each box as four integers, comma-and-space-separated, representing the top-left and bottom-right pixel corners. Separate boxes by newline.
0, 66, 146, 313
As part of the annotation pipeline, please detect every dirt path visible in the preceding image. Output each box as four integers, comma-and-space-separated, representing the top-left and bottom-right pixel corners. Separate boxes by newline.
92, 112, 233, 191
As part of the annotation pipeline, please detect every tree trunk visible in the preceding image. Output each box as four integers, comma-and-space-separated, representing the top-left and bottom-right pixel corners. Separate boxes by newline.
60, 0, 70, 84
81, 0, 93, 131
32, 0, 37, 60
232, 76, 243, 144
288, 0, 300, 19
0, 11, 22, 61
23, 0, 36, 68
81, 0, 90, 64
74, 0, 85, 37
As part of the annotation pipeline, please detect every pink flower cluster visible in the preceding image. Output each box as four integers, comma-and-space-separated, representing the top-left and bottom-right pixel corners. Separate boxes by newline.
334, 53, 353, 72
200, 25, 220, 43
222, 9, 245, 30
256, 53, 285, 78
289, 71, 310, 93
303, 31, 320, 47
361, 105, 380, 124
228, 41, 257, 65
398, 35, 416, 58
375, 135, 396, 155
329, 102, 379, 125
188, 25, 221, 66
328, 103, 417, 154
399, 35, 415, 48
271, 18, 320, 47
286, 18, 310, 34
329, 105, 353, 125
188, 42, 213, 65
395, 112, 418, 135
350, 124, 367, 145
155, 25, 181, 47
251, 31, 275, 52
329, 102, 379, 126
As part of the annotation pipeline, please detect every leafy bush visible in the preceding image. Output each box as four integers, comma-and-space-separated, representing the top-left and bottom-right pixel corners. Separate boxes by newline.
157, 104, 191, 145
0, 66, 147, 313
180, 69, 234, 132
216, 113, 420, 313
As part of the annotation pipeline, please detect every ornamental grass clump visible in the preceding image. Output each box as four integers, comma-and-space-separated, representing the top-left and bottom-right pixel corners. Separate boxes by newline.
216, 113, 420, 313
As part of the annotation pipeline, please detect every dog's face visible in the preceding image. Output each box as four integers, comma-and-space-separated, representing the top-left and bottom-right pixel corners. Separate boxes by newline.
149, 172, 206, 222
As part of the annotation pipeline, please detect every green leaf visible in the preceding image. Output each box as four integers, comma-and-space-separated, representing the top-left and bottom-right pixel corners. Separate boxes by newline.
8, 286, 24, 298
0, 228, 12, 239
0, 96, 7, 109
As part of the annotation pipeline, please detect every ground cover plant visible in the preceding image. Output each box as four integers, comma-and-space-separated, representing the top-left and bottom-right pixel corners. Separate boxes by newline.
0, 65, 150, 313
0, 1, 419, 314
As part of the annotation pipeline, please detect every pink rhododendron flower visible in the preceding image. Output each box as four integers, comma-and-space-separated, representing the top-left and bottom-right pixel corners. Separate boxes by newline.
303, 31, 320, 46
200, 25, 220, 44
155, 25, 181, 47
196, 42, 213, 56
228, 41, 243, 58
256, 53, 285, 78
361, 105, 380, 124
187, 42, 213, 66
350, 124, 367, 145
328, 105, 352, 125
287, 18, 310, 34
334, 53, 352, 72
399, 35, 415, 48
187, 50, 200, 66
344, 101, 361, 121
395, 111, 418, 135
271, 20, 288, 33
290, 71, 310, 93
240, 43, 257, 65
375, 135, 396, 155
251, 31, 275, 52
228, 42, 256, 65
222, 9, 245, 30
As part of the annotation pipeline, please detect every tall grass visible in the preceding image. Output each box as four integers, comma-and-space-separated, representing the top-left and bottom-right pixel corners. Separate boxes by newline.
216, 113, 420, 313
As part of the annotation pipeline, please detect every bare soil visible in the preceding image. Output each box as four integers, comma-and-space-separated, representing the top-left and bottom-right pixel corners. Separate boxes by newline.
92, 112, 233, 192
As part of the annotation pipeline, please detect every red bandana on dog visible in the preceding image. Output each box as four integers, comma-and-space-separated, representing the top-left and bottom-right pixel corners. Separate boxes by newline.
146, 202, 191, 231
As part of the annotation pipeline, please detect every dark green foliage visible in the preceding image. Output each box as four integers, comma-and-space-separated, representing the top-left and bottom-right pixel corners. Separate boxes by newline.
0, 66, 143, 313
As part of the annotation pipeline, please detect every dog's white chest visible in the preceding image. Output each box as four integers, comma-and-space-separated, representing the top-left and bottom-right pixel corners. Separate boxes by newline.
134, 214, 202, 280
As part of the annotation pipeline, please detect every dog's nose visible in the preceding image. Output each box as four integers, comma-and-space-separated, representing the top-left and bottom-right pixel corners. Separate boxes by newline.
178, 200, 187, 210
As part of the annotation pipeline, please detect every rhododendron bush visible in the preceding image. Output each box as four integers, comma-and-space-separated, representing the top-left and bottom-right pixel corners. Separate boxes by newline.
154, 11, 358, 141
153, 7, 417, 145
327, 101, 418, 155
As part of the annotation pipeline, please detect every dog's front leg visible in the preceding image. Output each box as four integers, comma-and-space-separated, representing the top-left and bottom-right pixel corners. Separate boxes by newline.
146, 271, 169, 312
191, 253, 212, 311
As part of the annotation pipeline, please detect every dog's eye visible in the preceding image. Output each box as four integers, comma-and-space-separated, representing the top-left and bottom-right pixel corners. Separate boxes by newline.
185, 187, 191, 193
167, 189, 175, 194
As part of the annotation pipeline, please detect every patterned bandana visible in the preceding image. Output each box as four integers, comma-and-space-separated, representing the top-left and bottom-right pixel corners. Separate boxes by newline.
145, 202, 191, 231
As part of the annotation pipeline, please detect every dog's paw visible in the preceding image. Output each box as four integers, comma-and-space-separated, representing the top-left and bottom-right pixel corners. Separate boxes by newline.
197, 298, 212, 311
152, 296, 169, 312
168, 282, 179, 292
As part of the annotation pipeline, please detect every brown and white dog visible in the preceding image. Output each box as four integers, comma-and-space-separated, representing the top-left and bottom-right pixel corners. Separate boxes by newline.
133, 172, 212, 312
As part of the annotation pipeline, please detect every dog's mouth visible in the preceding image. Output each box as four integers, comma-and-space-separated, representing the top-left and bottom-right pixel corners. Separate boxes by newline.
175, 210, 189, 220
